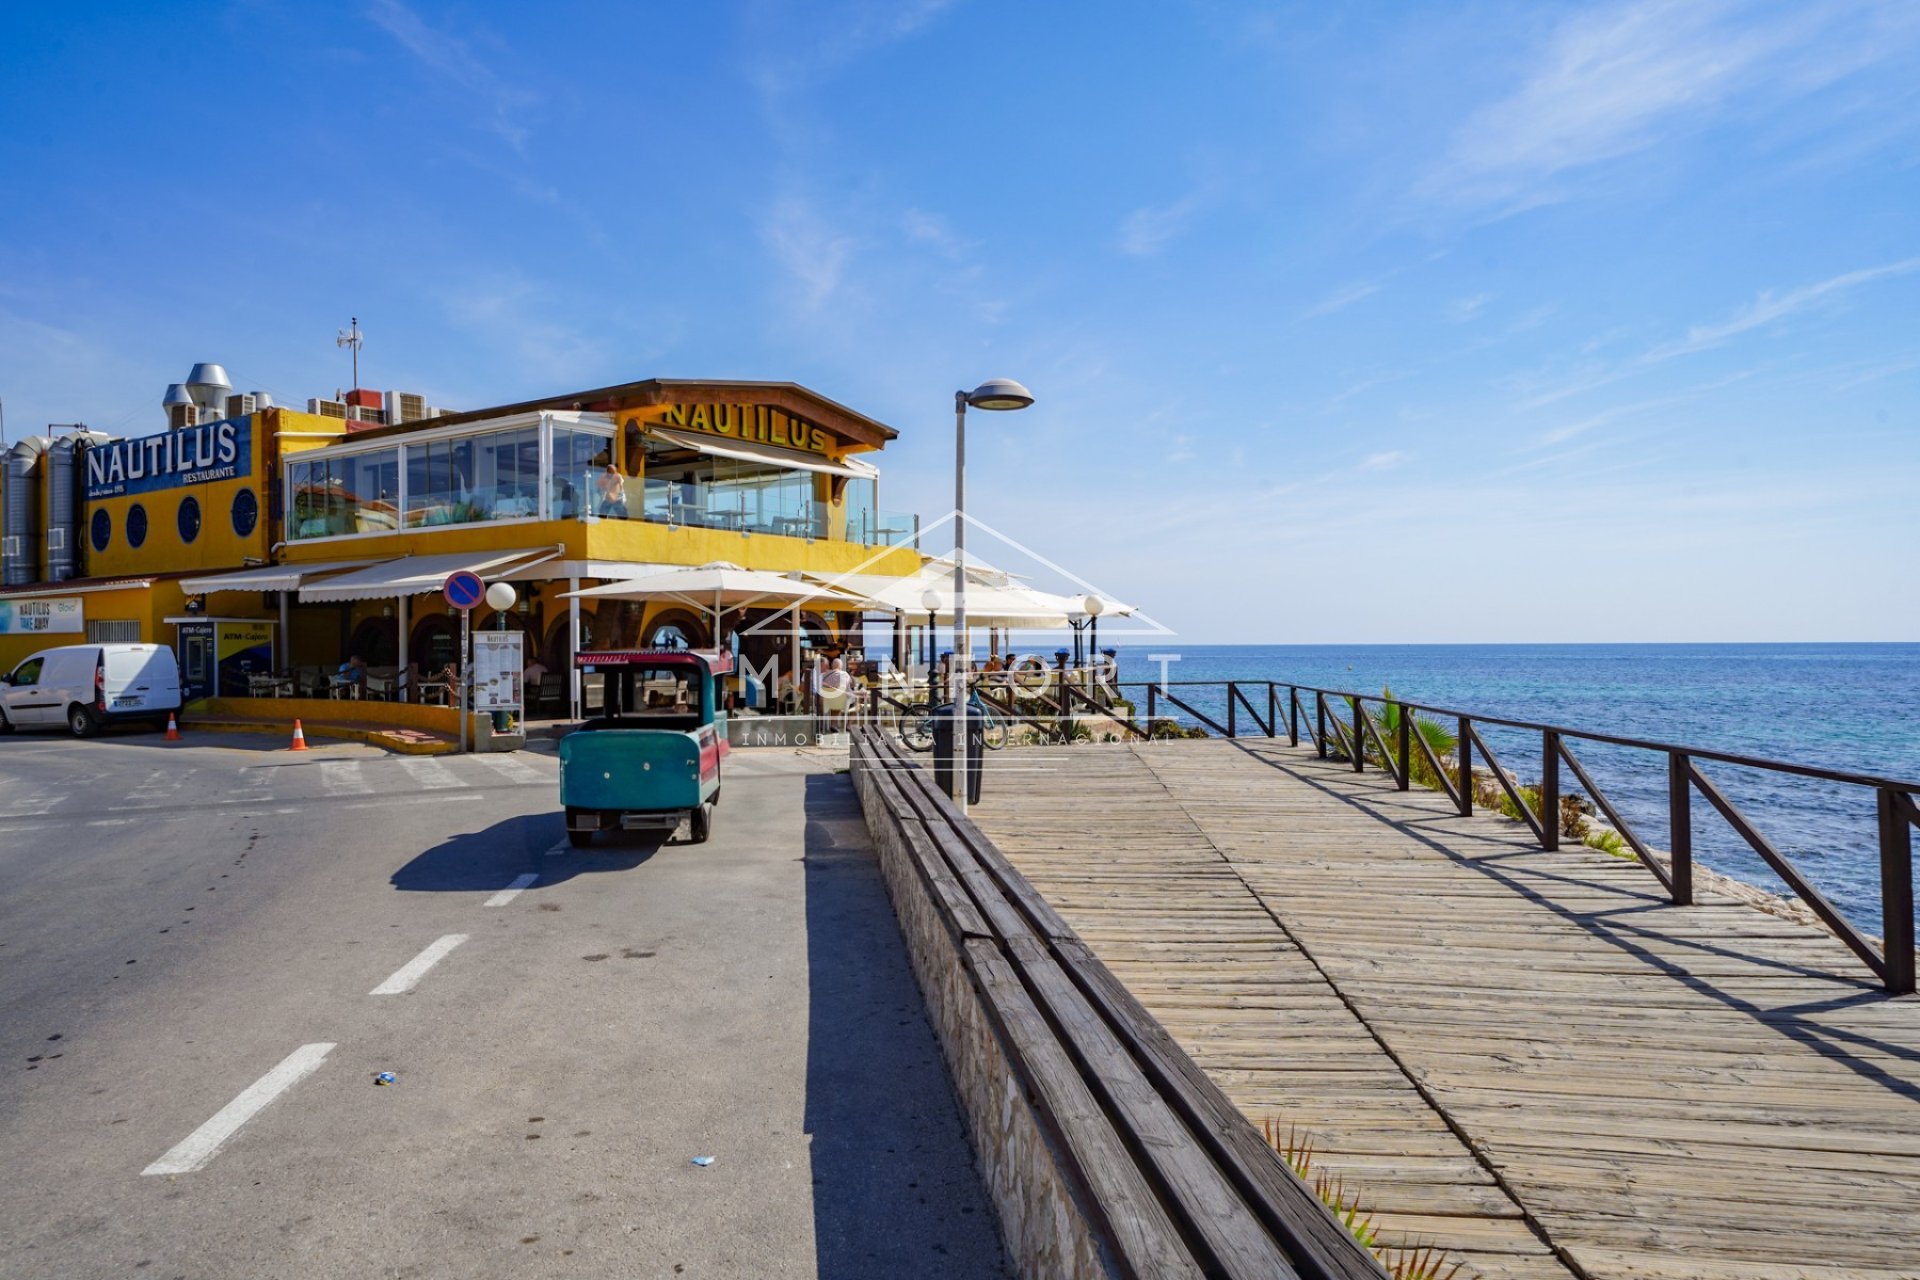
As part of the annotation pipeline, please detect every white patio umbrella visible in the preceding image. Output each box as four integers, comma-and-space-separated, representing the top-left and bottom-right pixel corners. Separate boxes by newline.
560, 561, 865, 696
807, 567, 1134, 629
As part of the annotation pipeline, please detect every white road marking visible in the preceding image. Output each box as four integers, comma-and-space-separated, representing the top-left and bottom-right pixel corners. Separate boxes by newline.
484, 873, 539, 907
397, 757, 462, 790
0, 795, 59, 817
543, 840, 569, 857
127, 768, 185, 801
472, 754, 546, 784
319, 761, 371, 796
141, 1043, 335, 1176
338, 793, 465, 810
370, 933, 468, 995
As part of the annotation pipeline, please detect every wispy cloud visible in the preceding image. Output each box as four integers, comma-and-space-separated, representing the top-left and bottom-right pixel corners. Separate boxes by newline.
901, 208, 972, 261
760, 197, 857, 311
749, 0, 955, 97
1647, 255, 1920, 360
1115, 191, 1208, 257
1422, 0, 1906, 214
1448, 292, 1492, 323
1516, 255, 1920, 409
1357, 450, 1407, 471
439, 272, 608, 381
366, 0, 537, 151
1302, 280, 1381, 320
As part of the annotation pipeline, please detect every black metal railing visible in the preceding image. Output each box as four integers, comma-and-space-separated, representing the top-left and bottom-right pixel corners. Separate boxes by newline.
1109, 679, 1919, 995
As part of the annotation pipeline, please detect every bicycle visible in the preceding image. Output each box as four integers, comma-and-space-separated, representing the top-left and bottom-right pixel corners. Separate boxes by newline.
900, 692, 1010, 752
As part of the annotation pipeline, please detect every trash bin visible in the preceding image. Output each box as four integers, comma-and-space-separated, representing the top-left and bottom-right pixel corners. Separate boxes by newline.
931, 702, 985, 804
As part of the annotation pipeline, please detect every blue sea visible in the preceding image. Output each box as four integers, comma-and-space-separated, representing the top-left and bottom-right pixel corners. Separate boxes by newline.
1103, 644, 1920, 933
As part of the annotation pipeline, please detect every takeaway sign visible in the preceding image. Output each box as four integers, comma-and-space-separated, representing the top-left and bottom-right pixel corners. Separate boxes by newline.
0, 597, 82, 635
85, 418, 251, 500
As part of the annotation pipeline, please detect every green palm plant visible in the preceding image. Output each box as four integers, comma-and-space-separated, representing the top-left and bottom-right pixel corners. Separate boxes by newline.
1341, 687, 1457, 789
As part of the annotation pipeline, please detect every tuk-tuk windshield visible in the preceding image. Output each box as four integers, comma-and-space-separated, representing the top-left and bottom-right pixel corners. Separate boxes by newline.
606, 664, 702, 720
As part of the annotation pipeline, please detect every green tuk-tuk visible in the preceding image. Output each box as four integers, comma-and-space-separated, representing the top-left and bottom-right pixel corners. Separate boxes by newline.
559, 648, 731, 847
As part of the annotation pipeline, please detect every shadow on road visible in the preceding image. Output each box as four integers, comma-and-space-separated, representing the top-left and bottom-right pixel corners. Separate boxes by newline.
800, 773, 1007, 1279
390, 812, 666, 891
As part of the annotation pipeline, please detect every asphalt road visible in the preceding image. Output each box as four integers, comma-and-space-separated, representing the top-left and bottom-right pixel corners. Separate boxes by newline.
0, 727, 1007, 1279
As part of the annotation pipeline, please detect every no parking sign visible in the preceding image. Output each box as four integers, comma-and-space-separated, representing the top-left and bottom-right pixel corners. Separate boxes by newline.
442, 570, 484, 611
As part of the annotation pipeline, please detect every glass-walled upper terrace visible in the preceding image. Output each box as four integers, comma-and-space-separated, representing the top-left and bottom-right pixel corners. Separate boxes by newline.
285, 411, 918, 548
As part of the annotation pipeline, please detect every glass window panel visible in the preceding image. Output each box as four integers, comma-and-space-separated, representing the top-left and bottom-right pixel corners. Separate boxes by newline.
549, 428, 612, 519
843, 477, 876, 543
348, 449, 399, 533
447, 439, 476, 521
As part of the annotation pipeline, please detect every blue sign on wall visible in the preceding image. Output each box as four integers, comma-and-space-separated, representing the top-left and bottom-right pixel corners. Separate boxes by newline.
85, 418, 252, 500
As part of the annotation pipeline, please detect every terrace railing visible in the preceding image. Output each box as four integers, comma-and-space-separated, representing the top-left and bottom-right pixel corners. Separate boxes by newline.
1116, 679, 1919, 996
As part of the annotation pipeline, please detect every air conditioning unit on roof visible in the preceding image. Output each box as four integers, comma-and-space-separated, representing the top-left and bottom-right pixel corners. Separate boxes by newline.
347, 405, 387, 425
385, 390, 429, 425
226, 393, 261, 418
308, 398, 348, 419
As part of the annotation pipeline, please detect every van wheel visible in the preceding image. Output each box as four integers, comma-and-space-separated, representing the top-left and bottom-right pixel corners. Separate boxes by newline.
68, 705, 99, 738
689, 802, 713, 845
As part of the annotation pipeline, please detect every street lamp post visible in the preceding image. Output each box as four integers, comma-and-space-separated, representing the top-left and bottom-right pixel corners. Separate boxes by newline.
920, 588, 941, 685
1083, 594, 1106, 703
951, 378, 1034, 813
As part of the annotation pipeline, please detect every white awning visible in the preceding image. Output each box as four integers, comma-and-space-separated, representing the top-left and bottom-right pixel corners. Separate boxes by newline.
298, 547, 563, 603
0, 578, 153, 599
180, 560, 375, 595
646, 426, 874, 479
491, 559, 680, 583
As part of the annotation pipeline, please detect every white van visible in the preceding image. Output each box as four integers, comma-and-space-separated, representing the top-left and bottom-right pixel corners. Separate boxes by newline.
0, 643, 184, 737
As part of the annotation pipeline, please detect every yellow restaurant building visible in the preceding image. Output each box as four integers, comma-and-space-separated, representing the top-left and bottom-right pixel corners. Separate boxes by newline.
0, 374, 925, 719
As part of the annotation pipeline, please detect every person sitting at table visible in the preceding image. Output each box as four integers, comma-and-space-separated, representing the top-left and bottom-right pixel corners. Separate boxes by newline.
332, 655, 368, 697
594, 464, 628, 517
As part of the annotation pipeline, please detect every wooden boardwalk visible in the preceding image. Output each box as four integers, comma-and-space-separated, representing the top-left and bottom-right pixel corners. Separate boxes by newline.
967, 739, 1920, 1280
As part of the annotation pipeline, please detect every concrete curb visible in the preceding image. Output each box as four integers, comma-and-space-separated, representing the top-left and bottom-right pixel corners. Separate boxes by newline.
181, 718, 459, 755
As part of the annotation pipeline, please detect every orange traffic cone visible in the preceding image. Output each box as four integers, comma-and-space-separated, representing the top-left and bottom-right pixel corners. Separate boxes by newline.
165, 713, 181, 741
289, 719, 309, 751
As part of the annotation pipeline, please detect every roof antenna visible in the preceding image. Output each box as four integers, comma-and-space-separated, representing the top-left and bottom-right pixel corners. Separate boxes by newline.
336, 316, 364, 391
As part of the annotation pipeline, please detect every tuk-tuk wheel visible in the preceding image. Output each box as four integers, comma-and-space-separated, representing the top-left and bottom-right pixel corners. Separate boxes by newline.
565, 807, 593, 848
690, 802, 713, 845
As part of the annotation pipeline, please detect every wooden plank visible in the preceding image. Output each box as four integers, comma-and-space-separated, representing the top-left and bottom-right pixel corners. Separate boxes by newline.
1007, 935, 1310, 1280
966, 738, 1920, 1278
1054, 939, 1394, 1280
964, 938, 1206, 1280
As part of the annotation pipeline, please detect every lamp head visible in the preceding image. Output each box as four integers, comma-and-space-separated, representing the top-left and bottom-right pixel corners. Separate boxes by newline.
962, 378, 1034, 411
1082, 594, 1105, 618
920, 588, 943, 611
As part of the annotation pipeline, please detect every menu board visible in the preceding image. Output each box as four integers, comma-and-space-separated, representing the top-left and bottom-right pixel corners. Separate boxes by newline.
472, 631, 523, 711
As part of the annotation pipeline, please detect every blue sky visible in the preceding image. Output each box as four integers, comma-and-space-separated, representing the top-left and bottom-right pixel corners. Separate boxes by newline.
2, 1, 1916, 642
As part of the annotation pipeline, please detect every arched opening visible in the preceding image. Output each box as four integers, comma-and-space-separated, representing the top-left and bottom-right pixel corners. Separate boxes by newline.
410, 614, 459, 679
348, 617, 398, 667
543, 614, 580, 670
640, 606, 710, 651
